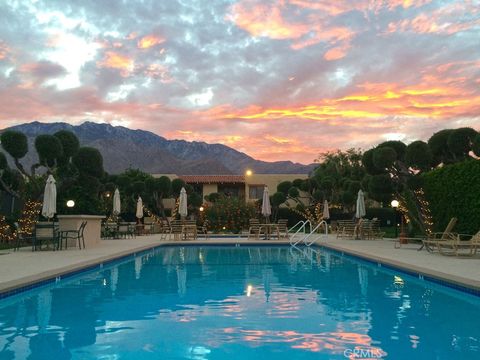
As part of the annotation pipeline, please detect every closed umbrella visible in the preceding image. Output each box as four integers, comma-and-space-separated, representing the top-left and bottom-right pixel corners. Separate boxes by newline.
41, 175, 56, 219
179, 187, 188, 219
322, 200, 330, 220
261, 186, 271, 222
113, 188, 121, 216
136, 197, 144, 219
355, 190, 366, 219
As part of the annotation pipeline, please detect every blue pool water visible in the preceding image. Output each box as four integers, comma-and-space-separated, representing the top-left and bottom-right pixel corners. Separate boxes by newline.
1, 246, 480, 359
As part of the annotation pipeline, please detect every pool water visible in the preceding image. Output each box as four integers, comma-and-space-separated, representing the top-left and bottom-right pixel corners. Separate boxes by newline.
0, 246, 479, 359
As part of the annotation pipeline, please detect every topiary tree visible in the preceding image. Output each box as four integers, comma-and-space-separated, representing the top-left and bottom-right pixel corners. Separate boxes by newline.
171, 178, 186, 197
72, 147, 104, 178
447, 127, 478, 161
146, 176, 172, 221
34, 134, 63, 169
54, 130, 80, 166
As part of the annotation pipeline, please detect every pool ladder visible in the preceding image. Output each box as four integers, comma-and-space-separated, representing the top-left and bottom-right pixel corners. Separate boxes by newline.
289, 220, 328, 247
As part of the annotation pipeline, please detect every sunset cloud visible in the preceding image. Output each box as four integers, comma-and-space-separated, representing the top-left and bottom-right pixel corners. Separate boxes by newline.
137, 35, 165, 49
0, 0, 478, 164
99, 51, 134, 72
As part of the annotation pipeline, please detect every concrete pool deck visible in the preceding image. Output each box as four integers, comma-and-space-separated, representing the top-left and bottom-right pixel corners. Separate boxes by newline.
1, 234, 480, 295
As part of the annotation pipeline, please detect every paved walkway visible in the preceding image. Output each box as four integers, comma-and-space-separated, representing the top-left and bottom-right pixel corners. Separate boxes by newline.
317, 235, 480, 290
1, 234, 480, 294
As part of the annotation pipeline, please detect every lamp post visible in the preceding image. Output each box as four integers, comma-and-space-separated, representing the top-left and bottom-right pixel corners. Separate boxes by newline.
391, 199, 399, 238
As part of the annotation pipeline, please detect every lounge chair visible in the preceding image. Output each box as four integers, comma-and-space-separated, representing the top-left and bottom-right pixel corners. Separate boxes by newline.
420, 217, 457, 252
437, 230, 480, 257
365, 219, 385, 240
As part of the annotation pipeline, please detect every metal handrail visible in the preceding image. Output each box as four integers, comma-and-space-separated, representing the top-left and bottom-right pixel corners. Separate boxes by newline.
289, 220, 311, 245
291, 220, 328, 247
288, 221, 305, 233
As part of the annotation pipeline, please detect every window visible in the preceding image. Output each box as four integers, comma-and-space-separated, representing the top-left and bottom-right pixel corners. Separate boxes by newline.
249, 185, 264, 199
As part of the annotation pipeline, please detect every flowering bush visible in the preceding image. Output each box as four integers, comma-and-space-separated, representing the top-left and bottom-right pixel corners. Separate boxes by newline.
203, 196, 257, 233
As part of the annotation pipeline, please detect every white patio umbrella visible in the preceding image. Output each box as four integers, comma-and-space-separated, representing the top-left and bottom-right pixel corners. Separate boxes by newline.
355, 189, 366, 219
113, 188, 121, 216
41, 175, 56, 219
261, 186, 271, 222
322, 200, 330, 220
136, 197, 144, 219
179, 187, 188, 219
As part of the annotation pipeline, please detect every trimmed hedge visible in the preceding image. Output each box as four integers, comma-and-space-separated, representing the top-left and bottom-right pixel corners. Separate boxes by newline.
423, 159, 480, 234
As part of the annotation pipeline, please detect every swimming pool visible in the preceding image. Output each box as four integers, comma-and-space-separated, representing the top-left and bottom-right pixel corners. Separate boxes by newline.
0, 245, 479, 359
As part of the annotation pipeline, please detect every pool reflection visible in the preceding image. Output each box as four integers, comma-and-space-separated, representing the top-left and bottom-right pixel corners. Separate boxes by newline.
0, 246, 479, 359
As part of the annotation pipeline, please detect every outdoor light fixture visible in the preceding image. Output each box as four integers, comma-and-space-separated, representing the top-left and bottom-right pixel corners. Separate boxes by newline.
391, 199, 399, 238
245, 169, 253, 176
66, 200, 75, 208
199, 206, 204, 212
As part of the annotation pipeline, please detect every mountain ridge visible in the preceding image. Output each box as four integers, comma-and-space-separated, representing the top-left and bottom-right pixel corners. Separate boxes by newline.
2, 121, 316, 175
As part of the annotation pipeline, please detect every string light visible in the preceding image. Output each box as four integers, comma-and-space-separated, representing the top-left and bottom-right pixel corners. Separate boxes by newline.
0, 200, 41, 244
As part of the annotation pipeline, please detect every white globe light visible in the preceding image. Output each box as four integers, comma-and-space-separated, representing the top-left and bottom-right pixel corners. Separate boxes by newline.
391, 200, 399, 208
66, 200, 75, 208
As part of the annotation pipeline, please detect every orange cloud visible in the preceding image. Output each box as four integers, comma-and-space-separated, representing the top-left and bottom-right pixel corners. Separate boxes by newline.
387, 2, 480, 34
137, 35, 165, 49
202, 76, 479, 123
98, 51, 134, 74
227, 2, 309, 40
227, 1, 354, 53
324, 44, 350, 61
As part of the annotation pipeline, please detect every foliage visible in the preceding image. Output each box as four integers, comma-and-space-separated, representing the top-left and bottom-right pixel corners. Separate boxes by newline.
35, 134, 63, 167
365, 207, 395, 227
405, 140, 432, 171
204, 195, 256, 232
0, 131, 28, 159
72, 147, 104, 178
422, 159, 480, 234
54, 130, 80, 164
171, 178, 186, 196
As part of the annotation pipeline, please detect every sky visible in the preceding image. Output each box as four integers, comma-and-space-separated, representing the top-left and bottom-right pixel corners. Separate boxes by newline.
0, 0, 479, 164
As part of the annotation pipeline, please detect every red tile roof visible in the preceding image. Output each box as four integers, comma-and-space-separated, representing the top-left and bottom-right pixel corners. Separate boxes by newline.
179, 175, 245, 184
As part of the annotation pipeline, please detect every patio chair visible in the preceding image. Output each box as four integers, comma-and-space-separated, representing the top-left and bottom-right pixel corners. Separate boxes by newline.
30, 222, 59, 251
197, 220, 209, 240
420, 217, 457, 252
117, 222, 135, 238
182, 220, 197, 240
170, 220, 183, 241
336, 220, 356, 239
59, 221, 87, 250
365, 219, 385, 240
248, 219, 261, 239
277, 219, 289, 240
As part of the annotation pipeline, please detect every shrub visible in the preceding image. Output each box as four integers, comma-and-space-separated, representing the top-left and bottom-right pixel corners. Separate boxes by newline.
365, 207, 395, 227
423, 159, 480, 234
204, 197, 256, 232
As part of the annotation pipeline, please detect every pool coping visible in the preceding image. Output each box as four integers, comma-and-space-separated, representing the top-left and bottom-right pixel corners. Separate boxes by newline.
1, 238, 480, 299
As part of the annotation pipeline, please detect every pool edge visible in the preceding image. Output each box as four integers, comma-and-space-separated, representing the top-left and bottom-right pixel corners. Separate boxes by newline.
1, 239, 480, 299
